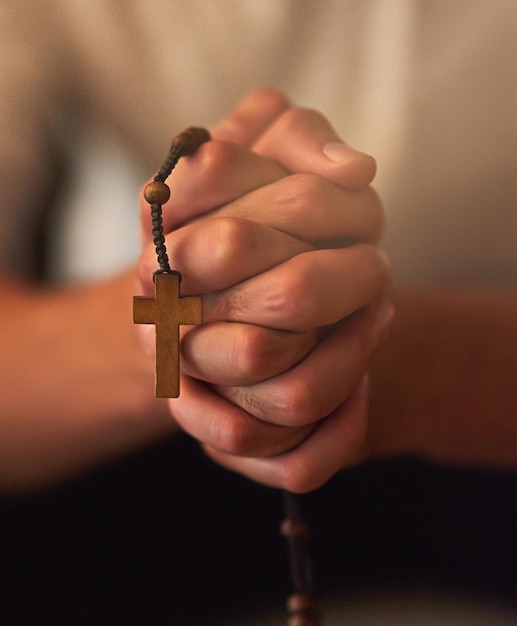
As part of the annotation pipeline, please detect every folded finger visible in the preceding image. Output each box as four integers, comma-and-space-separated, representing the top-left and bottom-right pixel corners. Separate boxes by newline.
253, 107, 377, 190
204, 244, 391, 331
203, 378, 369, 492
180, 322, 317, 386
138, 216, 313, 295
210, 88, 291, 145
213, 304, 391, 426
170, 375, 315, 458
140, 141, 289, 240
213, 173, 384, 243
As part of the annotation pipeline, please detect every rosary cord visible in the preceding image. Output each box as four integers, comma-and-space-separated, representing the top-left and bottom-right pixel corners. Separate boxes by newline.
150, 202, 171, 273
281, 491, 321, 625
155, 143, 184, 183
143, 127, 211, 274
143, 128, 320, 623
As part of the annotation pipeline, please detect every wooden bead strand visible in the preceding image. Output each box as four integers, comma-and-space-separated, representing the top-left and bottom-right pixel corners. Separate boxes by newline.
281, 491, 321, 625
143, 127, 211, 274
135, 127, 210, 397
138, 126, 321, 624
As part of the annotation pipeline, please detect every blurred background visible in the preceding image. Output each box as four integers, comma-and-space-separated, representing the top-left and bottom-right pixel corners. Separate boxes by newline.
1, 1, 516, 624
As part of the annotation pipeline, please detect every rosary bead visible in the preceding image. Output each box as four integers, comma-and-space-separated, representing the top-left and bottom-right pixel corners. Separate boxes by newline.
280, 518, 311, 539
173, 126, 211, 155
287, 593, 316, 614
144, 180, 171, 205
287, 593, 320, 625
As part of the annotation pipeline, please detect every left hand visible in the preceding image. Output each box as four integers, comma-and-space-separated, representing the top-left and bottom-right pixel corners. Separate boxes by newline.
138, 89, 392, 492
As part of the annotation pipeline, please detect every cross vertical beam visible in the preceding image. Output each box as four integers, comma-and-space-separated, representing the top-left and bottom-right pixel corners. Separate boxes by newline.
133, 272, 203, 398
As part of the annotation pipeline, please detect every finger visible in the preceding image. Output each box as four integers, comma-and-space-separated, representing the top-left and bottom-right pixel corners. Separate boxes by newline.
141, 89, 291, 240
210, 88, 291, 146
181, 322, 317, 386
212, 173, 384, 243
140, 142, 288, 241
170, 375, 315, 458
139, 216, 312, 295
203, 378, 369, 492
213, 303, 392, 426
204, 244, 391, 331
252, 107, 377, 190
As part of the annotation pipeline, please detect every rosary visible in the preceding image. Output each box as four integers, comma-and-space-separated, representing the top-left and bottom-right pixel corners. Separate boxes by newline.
134, 128, 321, 626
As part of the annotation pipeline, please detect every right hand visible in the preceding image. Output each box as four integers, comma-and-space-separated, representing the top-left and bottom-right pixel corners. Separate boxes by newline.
138, 89, 392, 492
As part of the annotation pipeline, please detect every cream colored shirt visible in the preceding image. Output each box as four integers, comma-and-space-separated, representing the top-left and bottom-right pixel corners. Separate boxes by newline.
0, 0, 515, 285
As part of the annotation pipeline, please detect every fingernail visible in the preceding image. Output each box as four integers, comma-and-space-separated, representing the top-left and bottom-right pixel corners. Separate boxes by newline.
323, 141, 370, 163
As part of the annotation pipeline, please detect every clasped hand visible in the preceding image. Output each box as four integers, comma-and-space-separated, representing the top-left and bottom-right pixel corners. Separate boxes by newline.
138, 90, 392, 492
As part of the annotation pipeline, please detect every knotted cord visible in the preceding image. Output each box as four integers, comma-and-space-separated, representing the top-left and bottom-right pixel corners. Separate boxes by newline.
142, 129, 321, 625
143, 127, 211, 275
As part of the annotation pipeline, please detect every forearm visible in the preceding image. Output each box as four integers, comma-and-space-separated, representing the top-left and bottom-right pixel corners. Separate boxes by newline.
368, 287, 517, 468
0, 270, 175, 492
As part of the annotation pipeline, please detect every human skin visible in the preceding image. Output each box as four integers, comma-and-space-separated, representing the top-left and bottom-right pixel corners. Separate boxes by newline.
367, 287, 517, 469
4, 90, 514, 494
138, 89, 392, 492
0, 89, 389, 493
142, 89, 517, 490
0, 269, 174, 492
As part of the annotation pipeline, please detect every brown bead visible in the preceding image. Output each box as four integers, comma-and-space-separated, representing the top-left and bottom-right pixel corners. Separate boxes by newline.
173, 126, 211, 155
144, 181, 171, 205
287, 593, 320, 626
287, 593, 316, 614
280, 518, 311, 539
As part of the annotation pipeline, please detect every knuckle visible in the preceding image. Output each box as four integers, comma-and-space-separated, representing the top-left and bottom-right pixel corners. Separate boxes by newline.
268, 379, 316, 427
232, 326, 280, 381
278, 458, 323, 494
275, 267, 319, 330
195, 140, 237, 191
213, 414, 256, 456
276, 106, 326, 134
208, 216, 258, 270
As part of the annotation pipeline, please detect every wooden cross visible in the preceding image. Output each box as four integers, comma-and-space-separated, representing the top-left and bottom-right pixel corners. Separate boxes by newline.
133, 272, 203, 398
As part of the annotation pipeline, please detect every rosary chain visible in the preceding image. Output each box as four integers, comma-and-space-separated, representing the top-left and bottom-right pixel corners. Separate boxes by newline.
143, 127, 320, 625
143, 127, 211, 275
282, 491, 321, 625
